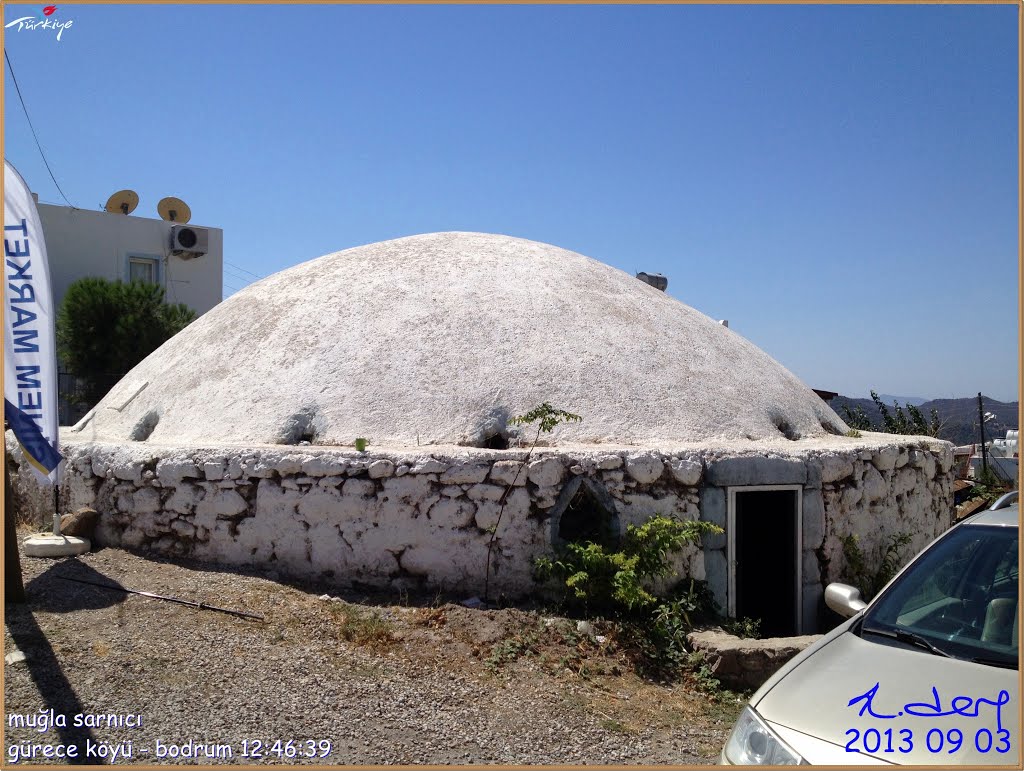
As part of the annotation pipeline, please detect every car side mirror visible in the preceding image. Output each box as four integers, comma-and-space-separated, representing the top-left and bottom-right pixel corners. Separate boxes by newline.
825, 583, 868, 618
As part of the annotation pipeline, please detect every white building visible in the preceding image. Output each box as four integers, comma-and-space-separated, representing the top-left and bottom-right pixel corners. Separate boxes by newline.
37, 201, 223, 317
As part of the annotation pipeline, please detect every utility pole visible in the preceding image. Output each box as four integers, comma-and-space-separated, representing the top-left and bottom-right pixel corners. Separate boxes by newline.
977, 392, 989, 479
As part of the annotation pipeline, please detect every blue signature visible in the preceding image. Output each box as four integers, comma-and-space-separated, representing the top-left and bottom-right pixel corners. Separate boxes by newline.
849, 683, 1011, 732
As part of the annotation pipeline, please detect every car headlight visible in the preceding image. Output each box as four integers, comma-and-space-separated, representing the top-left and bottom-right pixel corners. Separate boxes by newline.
723, 706, 805, 765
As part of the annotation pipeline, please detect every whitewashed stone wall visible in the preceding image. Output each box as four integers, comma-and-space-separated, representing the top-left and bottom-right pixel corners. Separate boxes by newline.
7, 435, 954, 630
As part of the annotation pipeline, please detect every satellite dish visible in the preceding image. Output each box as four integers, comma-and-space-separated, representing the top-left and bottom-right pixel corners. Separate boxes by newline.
104, 189, 139, 215
157, 196, 191, 224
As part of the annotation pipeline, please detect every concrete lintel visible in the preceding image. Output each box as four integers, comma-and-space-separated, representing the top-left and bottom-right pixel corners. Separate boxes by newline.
705, 457, 807, 487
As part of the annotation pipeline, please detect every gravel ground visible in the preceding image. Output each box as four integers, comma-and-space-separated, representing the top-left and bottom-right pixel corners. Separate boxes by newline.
4, 546, 739, 766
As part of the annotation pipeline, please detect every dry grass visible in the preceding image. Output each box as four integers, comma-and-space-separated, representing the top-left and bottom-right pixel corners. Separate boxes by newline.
324, 602, 396, 648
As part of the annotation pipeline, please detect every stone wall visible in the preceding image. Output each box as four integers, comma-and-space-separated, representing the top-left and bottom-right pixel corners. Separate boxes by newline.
7, 435, 954, 631
687, 628, 823, 691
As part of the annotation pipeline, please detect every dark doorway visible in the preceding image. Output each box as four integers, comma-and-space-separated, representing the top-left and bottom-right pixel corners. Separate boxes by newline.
733, 489, 799, 637
558, 483, 618, 548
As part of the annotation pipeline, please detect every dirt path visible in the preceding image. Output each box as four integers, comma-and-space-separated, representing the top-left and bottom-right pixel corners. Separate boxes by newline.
4, 546, 740, 765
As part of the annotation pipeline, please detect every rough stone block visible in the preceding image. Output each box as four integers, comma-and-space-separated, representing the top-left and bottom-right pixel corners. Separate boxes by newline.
527, 457, 564, 487
490, 461, 527, 486
132, 487, 161, 514
156, 459, 201, 485
921, 453, 936, 479
534, 485, 560, 509
60, 507, 99, 539
871, 447, 898, 472
208, 489, 246, 518
440, 462, 490, 485
427, 499, 476, 528
165, 482, 202, 515
625, 453, 664, 484
111, 460, 143, 484
474, 488, 530, 531
862, 466, 887, 503
840, 486, 862, 508
410, 458, 447, 474
170, 519, 196, 539
622, 493, 680, 519
466, 483, 505, 502
441, 485, 463, 498
382, 475, 432, 502
204, 461, 225, 481
818, 452, 854, 484
596, 454, 623, 470
669, 459, 702, 486
297, 488, 344, 524
274, 456, 307, 476
368, 460, 396, 479
937, 447, 953, 473
308, 522, 351, 574
343, 478, 377, 498
302, 456, 348, 477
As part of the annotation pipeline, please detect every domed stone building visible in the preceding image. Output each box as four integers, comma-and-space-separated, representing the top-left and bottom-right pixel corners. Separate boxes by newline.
17, 232, 954, 634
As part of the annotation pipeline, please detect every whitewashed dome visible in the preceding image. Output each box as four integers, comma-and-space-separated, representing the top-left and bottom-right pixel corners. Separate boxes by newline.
78, 232, 848, 447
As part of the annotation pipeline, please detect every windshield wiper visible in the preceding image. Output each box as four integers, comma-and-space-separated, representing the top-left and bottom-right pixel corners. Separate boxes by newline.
970, 656, 1018, 669
862, 626, 954, 658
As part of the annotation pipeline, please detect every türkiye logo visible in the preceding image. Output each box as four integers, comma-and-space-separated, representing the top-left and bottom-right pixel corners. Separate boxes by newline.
5, 6, 73, 41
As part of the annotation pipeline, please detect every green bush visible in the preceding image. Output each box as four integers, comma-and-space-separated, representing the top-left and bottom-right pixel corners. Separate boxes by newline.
722, 617, 761, 639
535, 515, 722, 612
57, 278, 196, 404
841, 531, 913, 601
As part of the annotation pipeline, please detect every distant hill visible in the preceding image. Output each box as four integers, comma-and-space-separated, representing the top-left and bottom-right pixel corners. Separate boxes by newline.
875, 394, 928, 407
831, 395, 1019, 447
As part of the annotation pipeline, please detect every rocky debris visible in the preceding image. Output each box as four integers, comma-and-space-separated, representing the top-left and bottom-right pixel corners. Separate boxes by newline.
60, 506, 100, 539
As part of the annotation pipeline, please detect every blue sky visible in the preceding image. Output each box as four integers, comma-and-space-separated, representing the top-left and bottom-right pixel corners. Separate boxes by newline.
3, 4, 1019, 402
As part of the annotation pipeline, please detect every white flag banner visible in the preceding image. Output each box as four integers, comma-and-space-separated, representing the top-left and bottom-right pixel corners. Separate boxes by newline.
4, 159, 62, 483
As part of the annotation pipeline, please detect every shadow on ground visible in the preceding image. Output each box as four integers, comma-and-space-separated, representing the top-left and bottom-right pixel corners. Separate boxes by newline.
4, 558, 126, 764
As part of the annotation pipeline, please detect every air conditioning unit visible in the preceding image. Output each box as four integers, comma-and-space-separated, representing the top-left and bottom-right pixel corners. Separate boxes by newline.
169, 225, 209, 258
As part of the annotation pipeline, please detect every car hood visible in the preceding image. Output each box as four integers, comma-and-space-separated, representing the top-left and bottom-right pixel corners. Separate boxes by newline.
755, 629, 1018, 766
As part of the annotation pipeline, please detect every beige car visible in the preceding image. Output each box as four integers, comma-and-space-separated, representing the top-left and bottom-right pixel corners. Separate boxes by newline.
721, 493, 1019, 765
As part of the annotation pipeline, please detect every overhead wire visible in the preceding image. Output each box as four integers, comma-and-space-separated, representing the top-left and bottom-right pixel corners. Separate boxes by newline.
223, 265, 257, 283
224, 260, 264, 280
4, 49, 77, 208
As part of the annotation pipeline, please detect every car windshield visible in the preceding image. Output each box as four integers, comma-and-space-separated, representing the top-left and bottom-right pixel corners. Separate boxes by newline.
861, 523, 1018, 668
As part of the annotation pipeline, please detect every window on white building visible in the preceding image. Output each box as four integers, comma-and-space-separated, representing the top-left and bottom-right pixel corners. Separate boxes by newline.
128, 256, 160, 284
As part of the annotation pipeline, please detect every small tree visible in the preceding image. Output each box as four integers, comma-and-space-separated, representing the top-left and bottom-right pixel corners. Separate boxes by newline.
57, 278, 196, 404
842, 391, 942, 437
483, 403, 581, 602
